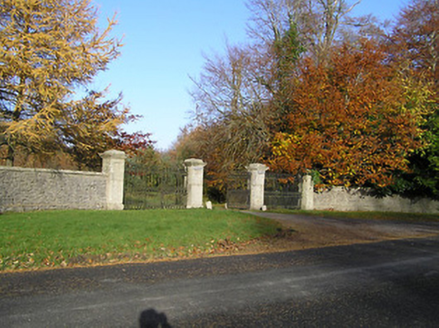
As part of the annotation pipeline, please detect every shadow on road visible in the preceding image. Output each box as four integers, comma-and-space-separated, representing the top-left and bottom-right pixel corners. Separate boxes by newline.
139, 308, 172, 328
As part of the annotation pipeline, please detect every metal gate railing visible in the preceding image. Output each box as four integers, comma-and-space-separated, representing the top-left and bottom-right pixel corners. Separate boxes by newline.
264, 173, 301, 209
124, 163, 187, 210
226, 171, 250, 210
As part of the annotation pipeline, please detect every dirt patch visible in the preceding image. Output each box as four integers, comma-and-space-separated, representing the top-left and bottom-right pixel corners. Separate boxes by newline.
232, 213, 439, 255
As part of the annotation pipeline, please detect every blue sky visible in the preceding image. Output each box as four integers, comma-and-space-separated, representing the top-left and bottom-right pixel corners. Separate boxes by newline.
91, 0, 409, 150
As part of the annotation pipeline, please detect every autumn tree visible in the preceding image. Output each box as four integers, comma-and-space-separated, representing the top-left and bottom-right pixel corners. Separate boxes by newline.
383, 0, 439, 197
189, 43, 272, 177
391, 0, 439, 85
269, 40, 431, 188
186, 0, 369, 180
168, 125, 205, 163
59, 91, 153, 170
0, 0, 133, 167
246, 0, 364, 64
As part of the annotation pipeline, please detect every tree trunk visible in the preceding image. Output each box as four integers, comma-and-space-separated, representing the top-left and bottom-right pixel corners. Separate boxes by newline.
6, 144, 14, 167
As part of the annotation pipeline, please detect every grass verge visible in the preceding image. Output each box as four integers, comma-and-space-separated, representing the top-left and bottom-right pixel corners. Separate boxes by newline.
270, 209, 439, 222
0, 209, 280, 272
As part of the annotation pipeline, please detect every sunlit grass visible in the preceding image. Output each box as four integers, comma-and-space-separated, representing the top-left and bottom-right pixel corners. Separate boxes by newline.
0, 209, 280, 271
270, 209, 439, 222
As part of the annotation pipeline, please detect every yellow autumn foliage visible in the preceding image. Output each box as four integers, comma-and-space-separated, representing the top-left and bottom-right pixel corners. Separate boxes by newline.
0, 0, 123, 166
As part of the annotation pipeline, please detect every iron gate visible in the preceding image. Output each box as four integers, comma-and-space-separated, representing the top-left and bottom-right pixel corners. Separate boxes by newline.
226, 171, 250, 209
264, 173, 301, 209
123, 163, 187, 209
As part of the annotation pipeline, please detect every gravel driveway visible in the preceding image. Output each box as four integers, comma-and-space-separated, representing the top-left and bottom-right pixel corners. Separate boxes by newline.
245, 211, 439, 251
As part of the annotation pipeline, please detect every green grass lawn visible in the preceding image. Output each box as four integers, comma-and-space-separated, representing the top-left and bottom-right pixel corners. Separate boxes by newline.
0, 209, 280, 272
271, 209, 439, 222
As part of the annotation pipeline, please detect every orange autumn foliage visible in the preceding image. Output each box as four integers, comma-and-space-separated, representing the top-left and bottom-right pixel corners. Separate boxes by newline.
269, 41, 429, 188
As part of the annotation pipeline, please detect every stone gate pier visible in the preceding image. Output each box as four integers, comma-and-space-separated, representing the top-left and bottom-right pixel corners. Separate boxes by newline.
184, 158, 206, 209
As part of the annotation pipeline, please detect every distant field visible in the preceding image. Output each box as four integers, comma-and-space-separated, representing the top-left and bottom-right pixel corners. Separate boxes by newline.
0, 209, 280, 272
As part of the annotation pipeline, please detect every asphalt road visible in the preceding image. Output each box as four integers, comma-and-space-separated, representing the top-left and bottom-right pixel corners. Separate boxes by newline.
1, 218, 439, 327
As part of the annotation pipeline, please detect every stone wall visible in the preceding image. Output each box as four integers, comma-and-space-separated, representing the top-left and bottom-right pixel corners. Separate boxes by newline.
313, 187, 439, 213
0, 150, 126, 212
0, 166, 107, 212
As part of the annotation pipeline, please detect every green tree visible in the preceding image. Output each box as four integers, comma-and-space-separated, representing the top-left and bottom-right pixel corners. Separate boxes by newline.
0, 0, 122, 166
384, 0, 439, 198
